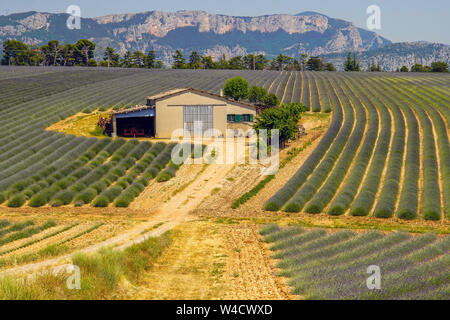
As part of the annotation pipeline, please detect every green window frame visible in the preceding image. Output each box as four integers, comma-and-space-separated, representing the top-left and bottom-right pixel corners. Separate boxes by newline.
227, 114, 254, 123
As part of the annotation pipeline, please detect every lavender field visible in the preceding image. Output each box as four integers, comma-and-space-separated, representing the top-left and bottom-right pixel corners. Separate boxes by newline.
261, 224, 449, 300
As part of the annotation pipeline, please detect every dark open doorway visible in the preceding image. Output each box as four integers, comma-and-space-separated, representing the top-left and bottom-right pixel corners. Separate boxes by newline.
116, 117, 155, 138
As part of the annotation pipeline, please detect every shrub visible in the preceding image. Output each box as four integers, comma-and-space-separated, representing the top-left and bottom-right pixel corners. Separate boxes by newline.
29, 190, 52, 207
74, 188, 98, 205
23, 189, 34, 199
259, 224, 280, 236
350, 206, 369, 216
138, 178, 149, 187
114, 195, 133, 208
423, 209, 441, 221
116, 179, 128, 189
69, 183, 87, 193
156, 172, 172, 182
7, 194, 26, 208
55, 177, 76, 190
328, 205, 345, 216
91, 181, 107, 193
283, 202, 301, 213
124, 174, 136, 184
374, 208, 392, 219
144, 167, 160, 180
101, 186, 123, 202
10, 180, 32, 193
264, 202, 281, 212
397, 209, 417, 220
111, 168, 125, 177
92, 196, 109, 208
50, 199, 63, 207
52, 190, 76, 205
0, 193, 5, 205
305, 203, 322, 214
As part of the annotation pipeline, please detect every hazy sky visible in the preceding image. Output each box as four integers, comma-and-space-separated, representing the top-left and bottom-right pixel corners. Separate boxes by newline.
0, 0, 448, 44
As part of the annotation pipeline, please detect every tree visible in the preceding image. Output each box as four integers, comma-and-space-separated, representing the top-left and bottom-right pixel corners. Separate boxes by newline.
264, 93, 280, 107
353, 53, 361, 71
229, 56, 245, 69
223, 76, 249, 101
172, 50, 186, 69
248, 86, 269, 104
244, 54, 256, 70
306, 56, 324, 71
1, 39, 30, 65
201, 56, 216, 69
28, 45, 44, 66
121, 51, 133, 68
324, 62, 336, 71
188, 51, 202, 69
255, 54, 268, 70
103, 47, 120, 67
133, 51, 146, 68
41, 40, 63, 66
62, 44, 75, 66
411, 64, 426, 72
299, 54, 308, 71
216, 54, 229, 69
74, 39, 96, 66
87, 59, 98, 67
431, 61, 449, 73
400, 66, 409, 72
275, 54, 293, 71
253, 102, 306, 147
145, 50, 156, 68
369, 63, 381, 72
344, 52, 361, 71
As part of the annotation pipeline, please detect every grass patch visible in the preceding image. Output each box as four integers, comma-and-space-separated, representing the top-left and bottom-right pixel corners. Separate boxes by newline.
0, 231, 173, 300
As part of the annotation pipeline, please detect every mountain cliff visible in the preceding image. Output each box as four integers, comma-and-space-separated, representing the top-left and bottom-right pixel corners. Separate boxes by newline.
0, 10, 389, 64
322, 42, 450, 71
1, 10, 448, 70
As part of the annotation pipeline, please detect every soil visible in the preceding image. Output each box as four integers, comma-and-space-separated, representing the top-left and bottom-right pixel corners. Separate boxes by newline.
124, 220, 293, 300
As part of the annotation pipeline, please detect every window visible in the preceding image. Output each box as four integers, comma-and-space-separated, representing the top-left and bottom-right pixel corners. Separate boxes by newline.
227, 114, 254, 123
183, 105, 214, 134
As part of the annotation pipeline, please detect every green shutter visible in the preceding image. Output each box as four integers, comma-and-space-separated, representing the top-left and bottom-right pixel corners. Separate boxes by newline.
236, 114, 243, 122
250, 114, 254, 122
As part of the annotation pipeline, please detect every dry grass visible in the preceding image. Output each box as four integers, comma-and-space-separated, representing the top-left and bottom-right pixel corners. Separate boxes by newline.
46, 110, 111, 138
0, 231, 173, 300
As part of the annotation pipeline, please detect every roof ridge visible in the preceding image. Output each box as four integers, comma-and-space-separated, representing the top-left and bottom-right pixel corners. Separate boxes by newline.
114, 88, 256, 115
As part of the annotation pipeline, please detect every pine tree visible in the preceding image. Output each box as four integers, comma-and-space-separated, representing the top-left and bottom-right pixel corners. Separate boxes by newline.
172, 50, 186, 69
145, 50, 156, 68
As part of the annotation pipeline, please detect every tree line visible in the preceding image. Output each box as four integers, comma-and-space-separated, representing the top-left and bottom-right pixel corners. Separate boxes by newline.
1, 39, 334, 71
1, 39, 448, 72
171, 50, 335, 71
1, 39, 164, 68
397, 62, 449, 73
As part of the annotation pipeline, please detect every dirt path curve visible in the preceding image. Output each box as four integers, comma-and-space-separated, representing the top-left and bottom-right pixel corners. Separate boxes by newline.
0, 161, 236, 276
126, 221, 294, 300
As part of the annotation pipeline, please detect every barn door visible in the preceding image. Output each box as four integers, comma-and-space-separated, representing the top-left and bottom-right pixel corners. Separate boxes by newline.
183, 105, 214, 135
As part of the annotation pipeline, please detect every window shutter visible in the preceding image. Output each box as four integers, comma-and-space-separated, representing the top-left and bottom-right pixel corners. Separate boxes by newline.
250, 114, 254, 122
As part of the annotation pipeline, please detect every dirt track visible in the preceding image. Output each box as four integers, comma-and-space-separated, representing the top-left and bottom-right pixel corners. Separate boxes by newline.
126, 221, 294, 300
